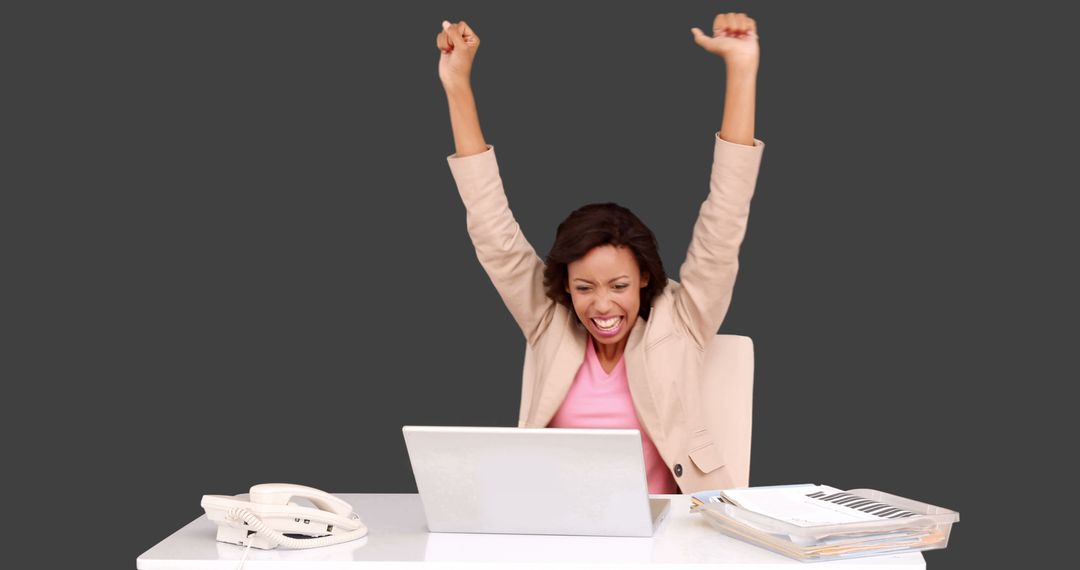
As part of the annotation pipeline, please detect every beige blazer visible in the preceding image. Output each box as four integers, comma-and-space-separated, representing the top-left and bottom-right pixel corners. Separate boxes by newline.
447, 135, 764, 493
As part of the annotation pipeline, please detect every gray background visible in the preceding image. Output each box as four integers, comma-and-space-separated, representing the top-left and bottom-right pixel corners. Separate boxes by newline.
7, 1, 1073, 567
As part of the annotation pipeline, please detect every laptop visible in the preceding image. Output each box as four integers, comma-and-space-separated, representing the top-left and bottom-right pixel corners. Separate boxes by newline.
402, 426, 671, 537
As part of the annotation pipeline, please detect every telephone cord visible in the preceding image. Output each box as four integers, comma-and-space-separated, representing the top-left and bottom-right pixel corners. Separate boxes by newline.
226, 507, 368, 549
235, 535, 253, 570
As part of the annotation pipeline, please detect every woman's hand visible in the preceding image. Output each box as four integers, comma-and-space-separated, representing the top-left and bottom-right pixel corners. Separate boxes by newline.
437, 19, 487, 156
691, 12, 759, 70
437, 20, 480, 91
694, 13, 758, 146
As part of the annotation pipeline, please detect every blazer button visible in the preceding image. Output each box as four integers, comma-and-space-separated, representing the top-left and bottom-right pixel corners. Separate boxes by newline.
674, 463, 683, 477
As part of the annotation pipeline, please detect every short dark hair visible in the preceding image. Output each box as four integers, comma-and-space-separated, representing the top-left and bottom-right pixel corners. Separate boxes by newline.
543, 203, 667, 320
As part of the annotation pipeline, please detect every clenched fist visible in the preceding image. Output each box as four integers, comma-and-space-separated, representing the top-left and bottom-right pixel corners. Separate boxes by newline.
436, 20, 479, 90
691, 12, 759, 68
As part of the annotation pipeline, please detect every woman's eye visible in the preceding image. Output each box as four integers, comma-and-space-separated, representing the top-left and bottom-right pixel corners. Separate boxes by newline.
575, 287, 591, 292
614, 284, 629, 290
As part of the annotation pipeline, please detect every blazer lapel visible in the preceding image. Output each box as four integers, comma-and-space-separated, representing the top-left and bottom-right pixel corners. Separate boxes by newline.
623, 320, 667, 460
531, 322, 587, 427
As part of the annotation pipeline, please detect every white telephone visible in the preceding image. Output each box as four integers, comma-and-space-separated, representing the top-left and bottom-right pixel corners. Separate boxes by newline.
201, 483, 368, 550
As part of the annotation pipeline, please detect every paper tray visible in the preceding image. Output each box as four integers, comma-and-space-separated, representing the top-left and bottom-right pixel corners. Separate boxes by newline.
696, 489, 958, 562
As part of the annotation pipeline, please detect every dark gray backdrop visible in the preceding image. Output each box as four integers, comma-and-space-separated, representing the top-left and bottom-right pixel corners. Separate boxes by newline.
9, 1, 1072, 567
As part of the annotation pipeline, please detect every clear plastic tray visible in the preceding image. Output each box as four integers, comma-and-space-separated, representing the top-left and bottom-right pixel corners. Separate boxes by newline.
696, 488, 959, 562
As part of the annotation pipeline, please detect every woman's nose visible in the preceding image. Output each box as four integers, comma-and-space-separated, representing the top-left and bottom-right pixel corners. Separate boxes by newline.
594, 291, 613, 312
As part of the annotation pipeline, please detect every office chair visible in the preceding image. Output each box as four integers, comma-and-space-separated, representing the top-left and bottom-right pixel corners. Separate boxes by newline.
700, 334, 755, 489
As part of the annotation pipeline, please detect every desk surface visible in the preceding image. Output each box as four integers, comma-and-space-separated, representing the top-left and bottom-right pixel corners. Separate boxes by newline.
137, 494, 925, 569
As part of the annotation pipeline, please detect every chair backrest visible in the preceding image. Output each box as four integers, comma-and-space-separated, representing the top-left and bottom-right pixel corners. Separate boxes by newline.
701, 334, 755, 489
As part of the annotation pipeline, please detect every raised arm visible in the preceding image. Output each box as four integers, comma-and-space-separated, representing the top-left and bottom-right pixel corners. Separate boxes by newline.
676, 13, 765, 348
438, 21, 487, 157
692, 13, 758, 146
438, 21, 553, 343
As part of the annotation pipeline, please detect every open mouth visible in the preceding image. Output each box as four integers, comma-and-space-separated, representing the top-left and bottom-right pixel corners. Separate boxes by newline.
591, 316, 624, 336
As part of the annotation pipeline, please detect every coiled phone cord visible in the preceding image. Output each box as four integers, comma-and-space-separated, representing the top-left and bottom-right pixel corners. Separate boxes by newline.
226, 507, 368, 549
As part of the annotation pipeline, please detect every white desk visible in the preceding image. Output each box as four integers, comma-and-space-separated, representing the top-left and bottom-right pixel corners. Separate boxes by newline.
137, 494, 925, 569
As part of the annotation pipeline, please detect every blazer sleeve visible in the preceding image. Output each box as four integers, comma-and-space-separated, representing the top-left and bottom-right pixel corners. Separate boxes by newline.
673, 134, 765, 349
447, 145, 554, 344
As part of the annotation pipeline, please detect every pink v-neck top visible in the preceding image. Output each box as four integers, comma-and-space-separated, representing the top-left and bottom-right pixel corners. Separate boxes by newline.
547, 338, 679, 494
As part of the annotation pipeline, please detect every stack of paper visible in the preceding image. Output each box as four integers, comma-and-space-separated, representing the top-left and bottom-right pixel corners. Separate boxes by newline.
691, 485, 958, 562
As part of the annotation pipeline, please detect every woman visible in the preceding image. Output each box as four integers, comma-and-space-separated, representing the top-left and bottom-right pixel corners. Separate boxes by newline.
437, 13, 764, 493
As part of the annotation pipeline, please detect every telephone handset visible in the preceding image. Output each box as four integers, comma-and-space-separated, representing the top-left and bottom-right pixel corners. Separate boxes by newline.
201, 483, 368, 550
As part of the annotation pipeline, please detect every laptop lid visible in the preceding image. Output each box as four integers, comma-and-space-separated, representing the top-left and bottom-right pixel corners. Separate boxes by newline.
402, 426, 668, 537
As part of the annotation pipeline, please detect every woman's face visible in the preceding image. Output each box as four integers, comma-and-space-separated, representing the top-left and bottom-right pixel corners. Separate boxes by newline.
566, 245, 649, 347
